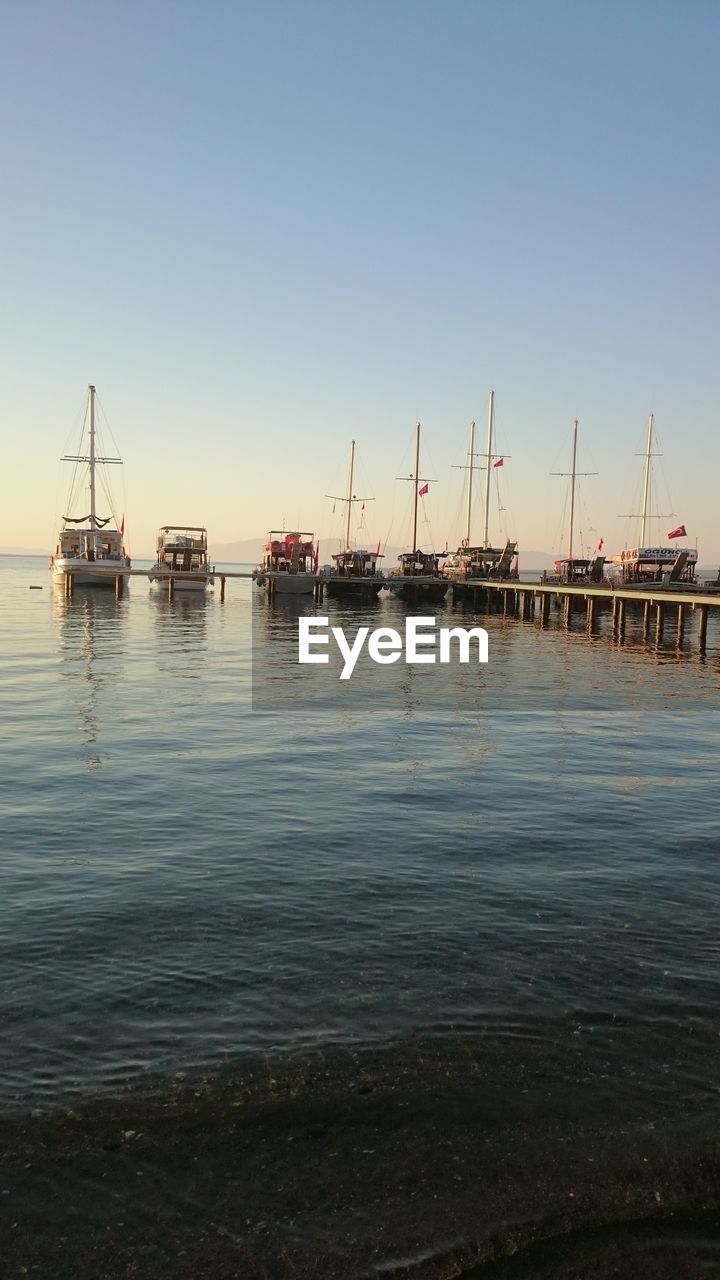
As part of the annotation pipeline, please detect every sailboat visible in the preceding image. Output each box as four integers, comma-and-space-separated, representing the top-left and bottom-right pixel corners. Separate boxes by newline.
443, 391, 517, 581
50, 385, 131, 587
384, 422, 448, 603
611, 414, 697, 587
547, 419, 604, 584
323, 440, 384, 598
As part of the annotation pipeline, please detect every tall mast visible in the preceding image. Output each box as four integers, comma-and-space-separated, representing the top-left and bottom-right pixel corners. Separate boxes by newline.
412, 420, 421, 552
568, 418, 578, 558
551, 420, 596, 558
326, 440, 372, 549
88, 384, 96, 530
396, 421, 433, 553
345, 439, 355, 549
640, 413, 654, 546
466, 420, 475, 544
483, 390, 494, 548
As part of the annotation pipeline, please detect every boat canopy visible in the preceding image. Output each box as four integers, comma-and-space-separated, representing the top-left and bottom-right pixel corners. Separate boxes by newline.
158, 526, 208, 550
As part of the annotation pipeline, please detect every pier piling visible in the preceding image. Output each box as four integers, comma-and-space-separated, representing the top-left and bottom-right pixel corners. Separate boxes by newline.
655, 602, 664, 643
698, 605, 709, 654
643, 600, 651, 639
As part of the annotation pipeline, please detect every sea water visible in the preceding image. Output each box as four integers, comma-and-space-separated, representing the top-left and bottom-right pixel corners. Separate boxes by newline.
2, 554, 720, 1277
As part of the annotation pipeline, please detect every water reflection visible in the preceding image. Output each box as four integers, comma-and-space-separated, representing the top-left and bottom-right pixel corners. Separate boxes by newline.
250, 589, 494, 715
149, 591, 210, 647
51, 589, 128, 771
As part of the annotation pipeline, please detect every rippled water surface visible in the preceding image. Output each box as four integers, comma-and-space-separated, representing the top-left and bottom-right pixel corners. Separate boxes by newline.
2, 554, 720, 1277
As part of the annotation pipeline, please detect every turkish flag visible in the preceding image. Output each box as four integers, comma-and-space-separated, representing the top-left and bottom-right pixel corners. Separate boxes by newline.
493, 458, 504, 468
667, 524, 687, 539
418, 483, 429, 496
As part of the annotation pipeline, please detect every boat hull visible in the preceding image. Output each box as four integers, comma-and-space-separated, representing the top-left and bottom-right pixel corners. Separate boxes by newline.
256, 574, 316, 596
51, 559, 131, 588
148, 573, 214, 592
385, 578, 448, 604
324, 578, 384, 599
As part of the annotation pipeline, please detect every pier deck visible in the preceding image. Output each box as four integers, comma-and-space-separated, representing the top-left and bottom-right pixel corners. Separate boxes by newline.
452, 577, 720, 652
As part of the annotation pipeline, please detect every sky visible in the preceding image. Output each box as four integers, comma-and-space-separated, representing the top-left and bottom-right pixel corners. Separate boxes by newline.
1, 0, 718, 560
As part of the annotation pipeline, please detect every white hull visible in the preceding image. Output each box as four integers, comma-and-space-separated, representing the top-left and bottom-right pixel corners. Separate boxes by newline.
149, 573, 213, 592
52, 558, 131, 587
256, 573, 315, 595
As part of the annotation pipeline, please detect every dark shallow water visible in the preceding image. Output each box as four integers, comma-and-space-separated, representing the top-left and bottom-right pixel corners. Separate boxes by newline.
2, 555, 720, 1276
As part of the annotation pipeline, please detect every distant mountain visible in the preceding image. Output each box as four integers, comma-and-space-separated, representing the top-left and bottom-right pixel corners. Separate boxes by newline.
0, 547, 47, 556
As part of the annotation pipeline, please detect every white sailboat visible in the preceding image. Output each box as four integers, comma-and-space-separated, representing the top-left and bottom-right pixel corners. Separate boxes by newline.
611, 413, 697, 587
443, 391, 516, 581
50, 385, 131, 587
385, 421, 448, 602
547, 419, 604, 584
323, 440, 384, 598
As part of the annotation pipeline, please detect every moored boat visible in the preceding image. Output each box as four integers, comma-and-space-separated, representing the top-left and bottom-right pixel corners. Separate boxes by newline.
544, 418, 604, 585
611, 545, 698, 588
385, 422, 448, 603
50, 384, 131, 588
254, 531, 318, 595
148, 526, 215, 591
443, 393, 516, 583
324, 548, 384, 598
324, 441, 384, 598
610, 414, 697, 588
546, 555, 606, 585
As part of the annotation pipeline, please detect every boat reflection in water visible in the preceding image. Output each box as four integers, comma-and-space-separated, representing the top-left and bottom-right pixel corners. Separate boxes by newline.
51, 588, 128, 771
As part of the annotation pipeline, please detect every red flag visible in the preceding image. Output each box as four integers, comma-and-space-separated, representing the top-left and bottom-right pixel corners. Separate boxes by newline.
418, 482, 429, 496
493, 458, 504, 468
375, 539, 381, 556
120, 514, 125, 536
597, 537, 604, 551
667, 524, 687, 540
361, 502, 365, 511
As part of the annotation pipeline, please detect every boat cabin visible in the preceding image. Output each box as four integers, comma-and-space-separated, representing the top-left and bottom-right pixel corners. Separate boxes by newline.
262, 531, 316, 574
443, 539, 518, 581
56, 526, 126, 563
546, 556, 606, 585
396, 549, 447, 577
156, 526, 210, 573
330, 549, 383, 578
611, 546, 698, 586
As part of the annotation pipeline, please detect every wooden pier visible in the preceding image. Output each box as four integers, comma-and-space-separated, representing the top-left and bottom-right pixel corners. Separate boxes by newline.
57, 567, 719, 652
450, 578, 720, 653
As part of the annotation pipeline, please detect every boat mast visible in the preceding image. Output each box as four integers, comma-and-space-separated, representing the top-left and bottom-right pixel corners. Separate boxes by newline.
466, 420, 475, 544
568, 418, 578, 558
88, 384, 96, 531
640, 413, 654, 546
551, 420, 596, 559
345, 439, 355, 549
483, 391, 494, 548
412, 420, 421, 552
326, 440, 372, 550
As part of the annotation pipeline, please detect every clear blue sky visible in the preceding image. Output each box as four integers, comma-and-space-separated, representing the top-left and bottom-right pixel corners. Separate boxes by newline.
2, 0, 718, 559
